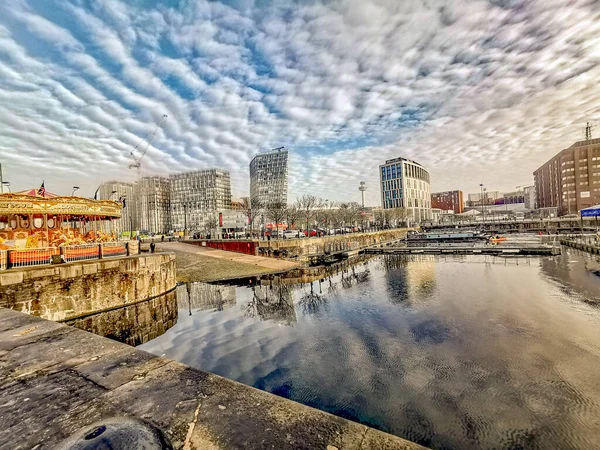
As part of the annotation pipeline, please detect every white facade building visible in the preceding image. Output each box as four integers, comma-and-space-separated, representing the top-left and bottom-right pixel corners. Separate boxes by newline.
170, 169, 231, 232
97, 181, 133, 235
132, 177, 171, 234
250, 148, 288, 207
380, 157, 431, 222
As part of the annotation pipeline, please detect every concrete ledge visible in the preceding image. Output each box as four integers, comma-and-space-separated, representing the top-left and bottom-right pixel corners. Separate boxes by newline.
0, 307, 428, 450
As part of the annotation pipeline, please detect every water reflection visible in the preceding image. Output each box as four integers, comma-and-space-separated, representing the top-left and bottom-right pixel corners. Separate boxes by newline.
66, 290, 178, 346
246, 282, 296, 325
140, 253, 600, 450
180, 282, 236, 314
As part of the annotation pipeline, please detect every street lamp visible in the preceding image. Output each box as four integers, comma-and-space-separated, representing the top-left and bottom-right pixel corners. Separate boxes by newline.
72, 186, 80, 196
2, 181, 10, 193
479, 183, 484, 225
110, 190, 118, 200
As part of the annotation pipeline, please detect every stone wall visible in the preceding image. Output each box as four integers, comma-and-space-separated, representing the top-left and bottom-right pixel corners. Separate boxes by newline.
65, 290, 178, 347
0, 253, 176, 322
259, 228, 411, 259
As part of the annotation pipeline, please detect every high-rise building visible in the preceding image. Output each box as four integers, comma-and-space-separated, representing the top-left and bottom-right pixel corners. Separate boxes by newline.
169, 169, 231, 232
523, 185, 536, 210
250, 148, 288, 207
379, 157, 431, 222
534, 138, 600, 215
97, 181, 134, 235
431, 190, 464, 213
132, 176, 171, 233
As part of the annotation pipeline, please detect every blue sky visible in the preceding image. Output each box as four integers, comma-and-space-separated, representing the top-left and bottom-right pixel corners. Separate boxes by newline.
1, 0, 599, 205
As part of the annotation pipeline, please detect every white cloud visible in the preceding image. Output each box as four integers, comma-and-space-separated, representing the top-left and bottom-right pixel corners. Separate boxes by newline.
0, 0, 598, 203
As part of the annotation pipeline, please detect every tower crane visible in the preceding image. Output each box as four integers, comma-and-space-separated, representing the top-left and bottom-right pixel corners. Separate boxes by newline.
128, 114, 168, 176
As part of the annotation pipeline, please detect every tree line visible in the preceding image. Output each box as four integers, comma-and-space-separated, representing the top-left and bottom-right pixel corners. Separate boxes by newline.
242, 195, 410, 236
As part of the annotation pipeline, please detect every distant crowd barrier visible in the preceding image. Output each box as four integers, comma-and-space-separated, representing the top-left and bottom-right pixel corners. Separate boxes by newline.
0, 241, 139, 271
183, 239, 259, 256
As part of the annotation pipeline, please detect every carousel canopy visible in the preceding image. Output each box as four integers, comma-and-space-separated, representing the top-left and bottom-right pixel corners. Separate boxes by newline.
14, 188, 59, 198
0, 192, 122, 218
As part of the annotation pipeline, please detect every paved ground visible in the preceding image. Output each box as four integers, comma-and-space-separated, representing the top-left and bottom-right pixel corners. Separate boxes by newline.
158, 242, 299, 282
0, 307, 427, 450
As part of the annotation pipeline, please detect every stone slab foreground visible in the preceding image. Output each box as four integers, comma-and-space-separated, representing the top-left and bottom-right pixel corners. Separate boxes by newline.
0, 307, 427, 450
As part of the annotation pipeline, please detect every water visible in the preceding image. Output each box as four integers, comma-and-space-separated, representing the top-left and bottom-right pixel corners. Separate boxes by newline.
139, 250, 600, 449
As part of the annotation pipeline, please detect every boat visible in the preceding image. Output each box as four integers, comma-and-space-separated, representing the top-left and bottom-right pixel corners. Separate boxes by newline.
406, 230, 488, 242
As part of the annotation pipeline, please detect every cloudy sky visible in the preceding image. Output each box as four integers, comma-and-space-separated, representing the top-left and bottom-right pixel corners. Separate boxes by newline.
1, 0, 599, 204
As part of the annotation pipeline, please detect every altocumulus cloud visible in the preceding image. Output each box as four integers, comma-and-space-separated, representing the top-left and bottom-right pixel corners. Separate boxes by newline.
0, 0, 599, 203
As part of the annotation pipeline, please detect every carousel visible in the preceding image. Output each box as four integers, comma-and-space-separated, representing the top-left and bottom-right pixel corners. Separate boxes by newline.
0, 189, 122, 251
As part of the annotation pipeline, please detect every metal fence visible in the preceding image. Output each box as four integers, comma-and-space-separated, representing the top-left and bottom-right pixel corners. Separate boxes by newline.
0, 250, 7, 271
63, 243, 101, 263
100, 242, 127, 258
0, 241, 134, 271
9, 247, 61, 269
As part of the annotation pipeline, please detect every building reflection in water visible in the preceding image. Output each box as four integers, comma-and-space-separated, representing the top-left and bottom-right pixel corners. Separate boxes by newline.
380, 255, 436, 305
180, 282, 237, 315
66, 289, 178, 347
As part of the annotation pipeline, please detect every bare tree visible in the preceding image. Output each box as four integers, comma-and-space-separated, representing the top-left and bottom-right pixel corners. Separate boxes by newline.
285, 204, 301, 231
297, 194, 323, 235
242, 197, 263, 237
265, 201, 287, 238
204, 215, 219, 238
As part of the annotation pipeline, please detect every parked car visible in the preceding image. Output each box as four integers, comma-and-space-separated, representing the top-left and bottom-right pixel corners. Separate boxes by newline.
283, 230, 305, 239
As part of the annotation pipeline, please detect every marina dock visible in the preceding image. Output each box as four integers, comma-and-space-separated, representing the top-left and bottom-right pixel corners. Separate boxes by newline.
363, 245, 560, 256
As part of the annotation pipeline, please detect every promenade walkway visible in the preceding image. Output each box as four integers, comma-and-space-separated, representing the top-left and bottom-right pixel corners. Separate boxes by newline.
158, 242, 299, 282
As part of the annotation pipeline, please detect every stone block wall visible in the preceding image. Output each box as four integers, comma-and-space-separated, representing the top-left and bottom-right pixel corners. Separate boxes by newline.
0, 253, 176, 322
259, 228, 411, 259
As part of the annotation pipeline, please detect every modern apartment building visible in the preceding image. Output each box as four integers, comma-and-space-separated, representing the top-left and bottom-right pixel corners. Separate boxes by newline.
523, 185, 536, 210
534, 138, 600, 215
169, 169, 231, 232
250, 148, 288, 207
380, 157, 431, 222
97, 181, 134, 235
431, 190, 464, 213
132, 176, 171, 234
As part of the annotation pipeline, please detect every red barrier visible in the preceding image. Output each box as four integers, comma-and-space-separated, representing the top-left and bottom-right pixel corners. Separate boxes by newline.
184, 240, 258, 256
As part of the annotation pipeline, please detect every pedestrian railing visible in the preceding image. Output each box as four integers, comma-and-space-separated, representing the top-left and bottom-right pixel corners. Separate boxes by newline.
0, 250, 7, 271
9, 247, 61, 269
0, 241, 136, 271
63, 243, 101, 263
100, 242, 127, 258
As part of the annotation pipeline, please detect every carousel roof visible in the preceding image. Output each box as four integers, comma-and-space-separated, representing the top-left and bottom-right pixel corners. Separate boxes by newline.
0, 192, 122, 218
14, 188, 60, 198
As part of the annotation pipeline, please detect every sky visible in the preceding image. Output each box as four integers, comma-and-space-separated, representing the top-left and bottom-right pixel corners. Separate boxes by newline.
0, 0, 599, 206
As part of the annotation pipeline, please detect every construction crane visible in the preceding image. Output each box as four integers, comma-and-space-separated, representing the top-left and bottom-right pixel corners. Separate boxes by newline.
128, 114, 168, 176
271, 146, 285, 152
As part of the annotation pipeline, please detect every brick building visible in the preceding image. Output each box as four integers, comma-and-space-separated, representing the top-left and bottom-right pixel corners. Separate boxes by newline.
534, 138, 600, 215
431, 190, 464, 213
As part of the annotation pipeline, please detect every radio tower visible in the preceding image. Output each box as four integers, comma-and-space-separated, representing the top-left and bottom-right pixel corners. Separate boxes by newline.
359, 181, 367, 208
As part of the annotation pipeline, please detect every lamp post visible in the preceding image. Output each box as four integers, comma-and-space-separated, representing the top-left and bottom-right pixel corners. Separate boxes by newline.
72, 186, 80, 196
2, 181, 10, 193
183, 203, 188, 238
110, 190, 118, 200
479, 183, 484, 225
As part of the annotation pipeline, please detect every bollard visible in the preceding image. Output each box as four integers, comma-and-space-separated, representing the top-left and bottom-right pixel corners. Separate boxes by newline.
53, 417, 173, 450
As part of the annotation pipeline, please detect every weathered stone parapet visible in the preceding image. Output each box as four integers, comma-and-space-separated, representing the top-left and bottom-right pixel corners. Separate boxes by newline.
0, 253, 176, 322
0, 307, 428, 450
260, 229, 411, 260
